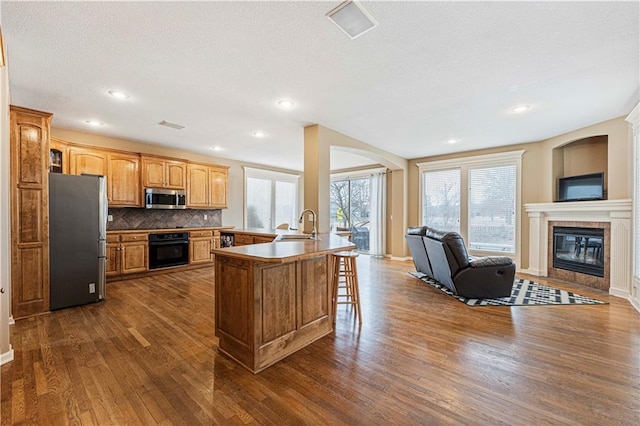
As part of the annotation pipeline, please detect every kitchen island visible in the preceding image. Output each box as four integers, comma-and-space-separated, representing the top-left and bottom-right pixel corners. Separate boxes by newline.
211, 233, 355, 373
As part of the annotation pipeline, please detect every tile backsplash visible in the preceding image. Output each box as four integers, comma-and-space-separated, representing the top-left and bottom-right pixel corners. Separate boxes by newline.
107, 208, 222, 230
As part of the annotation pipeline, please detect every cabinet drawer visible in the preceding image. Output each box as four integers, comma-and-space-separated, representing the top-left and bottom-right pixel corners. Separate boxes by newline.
234, 234, 254, 245
253, 235, 276, 244
106, 234, 120, 243
190, 230, 213, 238
120, 233, 148, 242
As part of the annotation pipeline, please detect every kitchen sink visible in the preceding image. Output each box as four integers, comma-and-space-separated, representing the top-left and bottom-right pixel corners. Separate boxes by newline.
275, 234, 320, 241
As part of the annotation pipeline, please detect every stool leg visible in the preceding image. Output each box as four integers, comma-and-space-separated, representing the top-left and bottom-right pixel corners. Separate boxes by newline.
332, 256, 340, 326
351, 257, 362, 325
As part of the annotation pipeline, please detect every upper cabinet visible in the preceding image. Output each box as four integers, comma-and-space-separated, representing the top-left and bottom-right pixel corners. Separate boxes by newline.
107, 152, 141, 207
141, 156, 186, 190
69, 146, 108, 176
187, 163, 229, 209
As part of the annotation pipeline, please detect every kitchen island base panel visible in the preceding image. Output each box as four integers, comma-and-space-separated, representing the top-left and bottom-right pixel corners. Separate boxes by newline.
215, 253, 334, 374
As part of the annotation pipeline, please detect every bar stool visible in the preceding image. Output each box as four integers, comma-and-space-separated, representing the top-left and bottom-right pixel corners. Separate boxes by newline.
331, 251, 362, 325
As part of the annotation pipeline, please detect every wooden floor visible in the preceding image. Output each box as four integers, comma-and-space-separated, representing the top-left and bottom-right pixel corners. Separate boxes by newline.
2, 257, 639, 425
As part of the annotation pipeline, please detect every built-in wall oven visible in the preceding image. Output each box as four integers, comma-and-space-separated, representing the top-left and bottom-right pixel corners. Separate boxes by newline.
149, 232, 190, 269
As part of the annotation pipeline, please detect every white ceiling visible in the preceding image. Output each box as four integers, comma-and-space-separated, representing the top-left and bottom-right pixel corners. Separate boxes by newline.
2, 1, 638, 172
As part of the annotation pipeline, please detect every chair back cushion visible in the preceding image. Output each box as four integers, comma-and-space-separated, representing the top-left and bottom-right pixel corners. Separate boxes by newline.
423, 237, 457, 293
405, 234, 433, 277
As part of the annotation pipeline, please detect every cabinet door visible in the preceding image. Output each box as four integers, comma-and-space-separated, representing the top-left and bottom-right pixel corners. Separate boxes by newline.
106, 244, 120, 277
49, 138, 68, 174
142, 158, 166, 188
190, 237, 213, 264
10, 106, 52, 319
121, 242, 148, 274
209, 167, 228, 208
166, 161, 186, 189
187, 164, 209, 207
69, 147, 108, 176
108, 153, 141, 207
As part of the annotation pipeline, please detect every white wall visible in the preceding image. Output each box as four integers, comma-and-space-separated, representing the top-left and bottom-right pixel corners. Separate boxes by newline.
0, 28, 14, 364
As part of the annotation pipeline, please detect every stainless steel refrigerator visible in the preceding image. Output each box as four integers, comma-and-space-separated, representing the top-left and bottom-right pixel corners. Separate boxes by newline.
49, 173, 107, 310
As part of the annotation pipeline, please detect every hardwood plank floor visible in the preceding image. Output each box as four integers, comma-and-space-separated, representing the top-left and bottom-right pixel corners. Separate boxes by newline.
2, 257, 639, 425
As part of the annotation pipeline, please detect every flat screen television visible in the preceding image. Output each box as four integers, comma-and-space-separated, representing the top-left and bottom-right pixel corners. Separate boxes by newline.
556, 172, 605, 202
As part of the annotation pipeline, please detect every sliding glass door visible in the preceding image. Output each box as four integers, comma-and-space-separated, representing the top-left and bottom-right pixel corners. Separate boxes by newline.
330, 177, 371, 252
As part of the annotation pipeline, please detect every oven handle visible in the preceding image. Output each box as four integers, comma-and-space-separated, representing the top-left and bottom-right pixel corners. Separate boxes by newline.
149, 240, 189, 246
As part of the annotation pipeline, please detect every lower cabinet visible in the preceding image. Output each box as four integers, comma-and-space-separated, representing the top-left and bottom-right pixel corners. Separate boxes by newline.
106, 233, 148, 277
190, 230, 214, 264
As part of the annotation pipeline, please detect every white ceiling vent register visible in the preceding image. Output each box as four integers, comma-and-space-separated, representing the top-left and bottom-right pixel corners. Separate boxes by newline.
326, 1, 378, 39
158, 120, 185, 130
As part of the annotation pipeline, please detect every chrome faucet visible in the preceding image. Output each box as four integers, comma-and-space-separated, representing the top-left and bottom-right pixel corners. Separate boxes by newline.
298, 209, 317, 239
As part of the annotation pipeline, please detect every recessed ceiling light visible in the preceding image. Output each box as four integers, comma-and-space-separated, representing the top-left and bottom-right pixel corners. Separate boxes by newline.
108, 90, 130, 99
252, 130, 266, 138
511, 104, 531, 113
446, 138, 458, 145
86, 120, 103, 126
277, 99, 295, 109
210, 146, 224, 152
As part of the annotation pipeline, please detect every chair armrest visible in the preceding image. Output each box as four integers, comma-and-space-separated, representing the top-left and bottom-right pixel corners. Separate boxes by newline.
469, 256, 513, 268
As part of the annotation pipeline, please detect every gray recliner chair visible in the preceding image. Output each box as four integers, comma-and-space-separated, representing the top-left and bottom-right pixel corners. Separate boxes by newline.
406, 226, 515, 298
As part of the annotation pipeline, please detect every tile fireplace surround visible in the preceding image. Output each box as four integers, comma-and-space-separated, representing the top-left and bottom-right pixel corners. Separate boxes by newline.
524, 199, 632, 299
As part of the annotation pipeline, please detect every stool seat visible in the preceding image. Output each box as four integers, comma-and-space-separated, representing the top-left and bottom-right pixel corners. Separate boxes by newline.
331, 251, 362, 326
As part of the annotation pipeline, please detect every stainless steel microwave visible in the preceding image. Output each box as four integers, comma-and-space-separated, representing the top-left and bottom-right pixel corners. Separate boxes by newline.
145, 188, 186, 209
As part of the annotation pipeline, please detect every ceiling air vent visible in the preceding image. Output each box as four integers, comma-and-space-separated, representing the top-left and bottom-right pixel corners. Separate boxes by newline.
326, 1, 377, 39
158, 120, 185, 130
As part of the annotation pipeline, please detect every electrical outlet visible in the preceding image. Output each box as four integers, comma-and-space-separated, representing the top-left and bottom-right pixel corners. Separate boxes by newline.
204, 214, 208, 220
107, 215, 113, 222
89, 283, 96, 294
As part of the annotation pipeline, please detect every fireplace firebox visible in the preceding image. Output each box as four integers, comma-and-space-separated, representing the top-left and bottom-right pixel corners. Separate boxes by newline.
553, 226, 604, 277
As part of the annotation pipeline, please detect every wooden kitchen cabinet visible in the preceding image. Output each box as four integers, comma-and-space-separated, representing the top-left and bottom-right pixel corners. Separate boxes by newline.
141, 156, 186, 189
69, 146, 108, 176
107, 233, 148, 276
187, 163, 229, 208
189, 230, 214, 264
107, 152, 141, 207
10, 105, 53, 319
49, 137, 69, 174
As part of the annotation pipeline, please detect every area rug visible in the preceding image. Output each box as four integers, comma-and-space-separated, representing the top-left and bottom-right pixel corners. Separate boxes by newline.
409, 272, 608, 306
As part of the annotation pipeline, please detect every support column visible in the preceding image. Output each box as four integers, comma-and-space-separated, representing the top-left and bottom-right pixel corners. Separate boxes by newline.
303, 125, 331, 233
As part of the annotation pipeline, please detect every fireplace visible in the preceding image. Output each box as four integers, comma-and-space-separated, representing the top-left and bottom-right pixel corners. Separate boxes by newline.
525, 199, 631, 296
553, 226, 604, 277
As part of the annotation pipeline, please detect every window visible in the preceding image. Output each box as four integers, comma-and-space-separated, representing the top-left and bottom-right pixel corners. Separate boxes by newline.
422, 169, 460, 233
330, 176, 371, 252
244, 168, 299, 229
468, 165, 516, 252
418, 151, 523, 260
329, 167, 387, 254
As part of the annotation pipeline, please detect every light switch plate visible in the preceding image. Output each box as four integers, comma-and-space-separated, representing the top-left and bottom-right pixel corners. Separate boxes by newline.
89, 283, 96, 293
107, 215, 113, 222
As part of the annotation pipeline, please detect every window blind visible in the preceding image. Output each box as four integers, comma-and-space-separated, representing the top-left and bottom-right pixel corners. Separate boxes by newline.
422, 169, 460, 233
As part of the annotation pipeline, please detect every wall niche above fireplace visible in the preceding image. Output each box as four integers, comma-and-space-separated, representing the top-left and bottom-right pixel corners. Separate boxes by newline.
552, 135, 608, 202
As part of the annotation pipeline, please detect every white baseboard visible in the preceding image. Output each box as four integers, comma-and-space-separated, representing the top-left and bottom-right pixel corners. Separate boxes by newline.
0, 346, 14, 365
387, 255, 412, 262
609, 287, 631, 300
629, 296, 640, 313
9, 316, 14, 325
518, 268, 546, 276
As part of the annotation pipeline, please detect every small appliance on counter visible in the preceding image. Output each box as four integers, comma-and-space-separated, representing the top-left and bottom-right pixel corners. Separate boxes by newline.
49, 173, 107, 310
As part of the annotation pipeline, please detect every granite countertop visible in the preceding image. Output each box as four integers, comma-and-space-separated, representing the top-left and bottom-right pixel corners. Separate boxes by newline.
107, 226, 235, 234
211, 232, 355, 263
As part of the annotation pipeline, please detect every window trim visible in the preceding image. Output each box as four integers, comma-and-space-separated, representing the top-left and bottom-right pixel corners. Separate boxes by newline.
243, 167, 300, 229
417, 150, 524, 266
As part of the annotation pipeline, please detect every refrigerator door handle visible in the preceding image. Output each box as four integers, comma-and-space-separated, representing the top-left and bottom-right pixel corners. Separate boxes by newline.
98, 256, 106, 300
